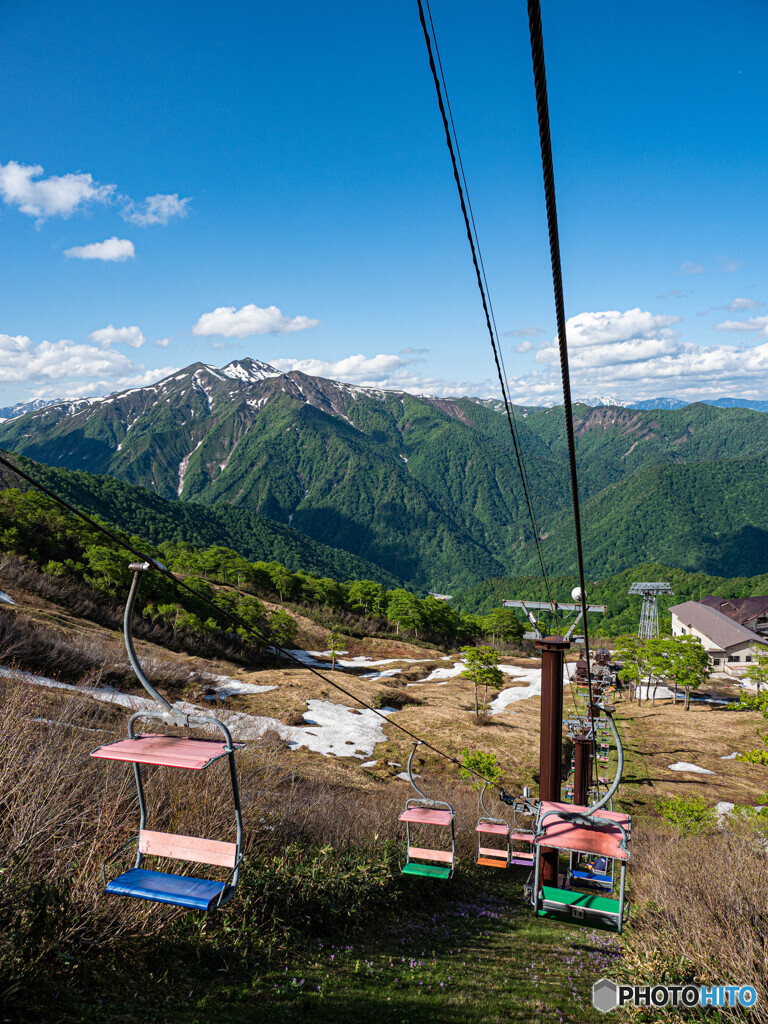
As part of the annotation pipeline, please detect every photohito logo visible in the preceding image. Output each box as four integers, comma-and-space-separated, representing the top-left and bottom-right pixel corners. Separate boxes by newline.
592, 979, 758, 1013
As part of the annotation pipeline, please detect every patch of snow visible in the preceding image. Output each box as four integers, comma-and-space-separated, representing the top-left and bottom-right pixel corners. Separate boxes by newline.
361, 669, 402, 681
1, 666, 393, 760
668, 762, 716, 775
716, 801, 735, 819
490, 666, 569, 713
222, 360, 281, 382
396, 771, 420, 781
284, 650, 438, 669
0, 591, 15, 604
360, 760, 378, 768
204, 675, 277, 700
720, 752, 739, 760
177, 439, 204, 496
387, 761, 402, 767
399, 455, 408, 463
635, 685, 730, 705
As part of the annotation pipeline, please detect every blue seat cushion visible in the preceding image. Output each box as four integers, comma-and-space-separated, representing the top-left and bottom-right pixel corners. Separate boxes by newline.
106, 868, 226, 910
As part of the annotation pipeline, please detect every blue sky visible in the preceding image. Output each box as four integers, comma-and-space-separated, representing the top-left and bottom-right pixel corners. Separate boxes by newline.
2, 0, 768, 406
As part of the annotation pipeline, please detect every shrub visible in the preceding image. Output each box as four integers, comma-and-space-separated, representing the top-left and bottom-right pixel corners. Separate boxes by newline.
656, 794, 716, 835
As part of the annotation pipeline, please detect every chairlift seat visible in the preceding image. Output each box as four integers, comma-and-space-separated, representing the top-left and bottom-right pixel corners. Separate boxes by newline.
105, 868, 227, 910
475, 821, 508, 836
402, 862, 452, 879
399, 807, 453, 826
534, 801, 630, 860
92, 734, 239, 770
537, 885, 624, 929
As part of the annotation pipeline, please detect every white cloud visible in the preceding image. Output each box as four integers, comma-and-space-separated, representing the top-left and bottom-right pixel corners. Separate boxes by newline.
676, 261, 704, 275
535, 309, 682, 369
0, 161, 115, 220
28, 366, 179, 402
514, 340, 535, 354
0, 334, 141, 384
192, 303, 320, 338
88, 324, 146, 349
0, 332, 180, 404
270, 353, 409, 381
122, 193, 190, 226
154, 337, 171, 348
725, 297, 761, 312
64, 237, 135, 262
715, 315, 768, 336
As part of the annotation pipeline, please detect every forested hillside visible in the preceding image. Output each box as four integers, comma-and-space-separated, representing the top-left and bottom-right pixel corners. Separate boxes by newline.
452, 561, 768, 636
2, 359, 768, 588
0, 452, 401, 587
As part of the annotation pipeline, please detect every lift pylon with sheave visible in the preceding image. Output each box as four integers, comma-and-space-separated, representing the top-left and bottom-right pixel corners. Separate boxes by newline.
502, 598, 606, 642
91, 562, 244, 912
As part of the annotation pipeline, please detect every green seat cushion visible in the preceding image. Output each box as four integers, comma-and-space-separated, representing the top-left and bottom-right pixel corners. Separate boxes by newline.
540, 885, 621, 919
402, 862, 452, 879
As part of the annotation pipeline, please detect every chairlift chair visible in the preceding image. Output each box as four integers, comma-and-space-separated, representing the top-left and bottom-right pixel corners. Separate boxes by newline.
568, 851, 615, 893
92, 562, 244, 911
399, 742, 455, 879
531, 708, 631, 932
475, 783, 510, 868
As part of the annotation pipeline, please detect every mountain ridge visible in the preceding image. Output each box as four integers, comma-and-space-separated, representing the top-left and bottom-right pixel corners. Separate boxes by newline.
2, 358, 768, 589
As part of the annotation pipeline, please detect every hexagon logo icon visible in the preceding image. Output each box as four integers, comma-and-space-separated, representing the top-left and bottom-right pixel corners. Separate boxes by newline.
592, 977, 618, 1013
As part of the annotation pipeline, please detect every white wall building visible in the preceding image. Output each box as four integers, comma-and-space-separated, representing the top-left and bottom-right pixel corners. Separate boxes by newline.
670, 600, 765, 676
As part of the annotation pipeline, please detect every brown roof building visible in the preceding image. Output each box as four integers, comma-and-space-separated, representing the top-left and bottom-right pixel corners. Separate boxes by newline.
670, 600, 766, 676
698, 595, 768, 638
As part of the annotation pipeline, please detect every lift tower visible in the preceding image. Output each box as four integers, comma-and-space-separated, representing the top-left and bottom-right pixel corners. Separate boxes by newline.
628, 582, 673, 639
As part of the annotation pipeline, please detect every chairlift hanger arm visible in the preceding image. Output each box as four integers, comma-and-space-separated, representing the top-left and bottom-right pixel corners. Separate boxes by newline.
502, 601, 607, 613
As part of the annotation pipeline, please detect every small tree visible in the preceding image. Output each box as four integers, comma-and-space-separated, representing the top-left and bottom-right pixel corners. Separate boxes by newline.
269, 609, 298, 647
327, 625, 344, 669
666, 634, 710, 710
460, 748, 504, 791
744, 646, 768, 694
656, 794, 716, 836
461, 645, 504, 721
613, 634, 647, 704
386, 589, 423, 636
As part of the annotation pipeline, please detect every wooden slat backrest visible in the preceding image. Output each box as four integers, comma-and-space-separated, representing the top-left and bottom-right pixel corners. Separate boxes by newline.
407, 846, 453, 864
139, 829, 237, 869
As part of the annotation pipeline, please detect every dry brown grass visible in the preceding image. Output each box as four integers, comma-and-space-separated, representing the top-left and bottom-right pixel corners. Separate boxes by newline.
623, 818, 768, 1022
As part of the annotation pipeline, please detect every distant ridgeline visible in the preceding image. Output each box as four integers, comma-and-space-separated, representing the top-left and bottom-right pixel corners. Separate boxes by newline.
2, 360, 768, 589
451, 563, 768, 637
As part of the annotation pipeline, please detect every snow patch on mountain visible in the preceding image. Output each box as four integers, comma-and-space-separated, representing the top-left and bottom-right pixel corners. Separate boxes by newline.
222, 359, 282, 383
177, 439, 204, 496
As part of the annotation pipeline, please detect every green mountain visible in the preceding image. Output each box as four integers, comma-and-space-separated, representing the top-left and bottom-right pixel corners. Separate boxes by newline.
0, 453, 401, 586
2, 359, 768, 588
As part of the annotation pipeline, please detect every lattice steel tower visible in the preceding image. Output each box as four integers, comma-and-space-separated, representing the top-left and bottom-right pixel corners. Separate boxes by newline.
628, 582, 673, 639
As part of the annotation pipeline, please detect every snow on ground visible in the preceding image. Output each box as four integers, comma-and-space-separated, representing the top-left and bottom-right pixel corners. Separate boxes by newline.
635, 684, 730, 705
360, 669, 402, 681
668, 762, 716, 775
285, 649, 450, 669
0, 591, 15, 604
2, 666, 396, 759
489, 665, 567, 714
720, 752, 739, 759
201, 673, 277, 700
